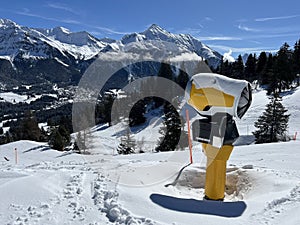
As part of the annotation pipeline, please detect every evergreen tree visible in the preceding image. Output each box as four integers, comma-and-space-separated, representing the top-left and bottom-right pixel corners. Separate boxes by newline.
256, 52, 268, 84
155, 102, 181, 152
117, 126, 136, 154
49, 129, 64, 151
231, 55, 244, 79
103, 93, 115, 126
129, 99, 146, 127
22, 114, 42, 141
0, 129, 7, 145
59, 116, 73, 134
244, 54, 256, 81
253, 94, 290, 143
265, 54, 277, 94
58, 125, 70, 143
157, 62, 174, 81
40, 127, 48, 142
48, 125, 70, 151
292, 40, 300, 86
177, 64, 189, 89
9, 111, 43, 142
274, 43, 293, 92
220, 60, 232, 76
47, 118, 55, 127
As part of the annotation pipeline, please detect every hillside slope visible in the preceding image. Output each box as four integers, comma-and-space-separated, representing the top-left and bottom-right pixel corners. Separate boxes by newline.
0, 88, 299, 225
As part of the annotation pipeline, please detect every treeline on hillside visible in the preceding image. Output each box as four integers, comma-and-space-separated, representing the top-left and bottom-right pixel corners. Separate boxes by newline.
0, 110, 72, 147
214, 40, 299, 145
2, 38, 299, 150
0, 62, 191, 153
95, 62, 190, 126
115, 62, 190, 154
214, 40, 300, 94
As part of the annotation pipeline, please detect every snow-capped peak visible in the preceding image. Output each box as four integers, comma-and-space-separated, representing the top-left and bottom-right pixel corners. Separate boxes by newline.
99, 37, 116, 44
35, 27, 102, 47
120, 24, 222, 68
121, 24, 174, 44
0, 19, 222, 68
142, 24, 175, 41
0, 18, 18, 28
144, 24, 170, 35
54, 26, 70, 34
0, 19, 110, 60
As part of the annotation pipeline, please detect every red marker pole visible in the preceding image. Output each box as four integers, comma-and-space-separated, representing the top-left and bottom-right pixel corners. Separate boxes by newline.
186, 109, 193, 164
15, 148, 18, 164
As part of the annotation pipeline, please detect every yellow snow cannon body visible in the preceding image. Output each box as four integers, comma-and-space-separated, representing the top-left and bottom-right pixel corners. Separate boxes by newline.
185, 73, 252, 201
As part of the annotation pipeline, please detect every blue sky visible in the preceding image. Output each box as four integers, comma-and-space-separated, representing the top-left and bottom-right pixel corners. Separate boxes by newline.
1, 0, 300, 58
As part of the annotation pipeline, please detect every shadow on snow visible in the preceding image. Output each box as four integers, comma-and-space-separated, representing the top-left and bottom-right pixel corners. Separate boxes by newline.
150, 193, 247, 218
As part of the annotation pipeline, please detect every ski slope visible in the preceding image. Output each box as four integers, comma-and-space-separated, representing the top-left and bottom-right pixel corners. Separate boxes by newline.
0, 88, 299, 225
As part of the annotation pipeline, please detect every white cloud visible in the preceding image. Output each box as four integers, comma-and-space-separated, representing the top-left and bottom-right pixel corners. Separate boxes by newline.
255, 14, 300, 22
94, 26, 130, 35
238, 24, 260, 32
170, 52, 203, 62
13, 9, 130, 36
210, 44, 278, 55
46, 2, 82, 16
15, 10, 82, 25
198, 36, 242, 41
245, 32, 300, 39
204, 17, 213, 21
223, 49, 235, 63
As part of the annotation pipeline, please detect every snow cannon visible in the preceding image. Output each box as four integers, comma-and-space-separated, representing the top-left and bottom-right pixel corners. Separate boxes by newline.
185, 73, 252, 119
185, 73, 252, 201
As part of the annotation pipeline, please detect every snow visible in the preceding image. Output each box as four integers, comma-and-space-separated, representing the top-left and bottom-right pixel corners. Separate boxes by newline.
170, 52, 203, 62
0, 19, 108, 61
236, 87, 300, 136
119, 24, 222, 68
0, 20, 221, 69
281, 89, 300, 135
0, 55, 11, 60
0, 92, 28, 103
223, 49, 235, 63
0, 92, 44, 104
54, 57, 69, 67
0, 88, 299, 224
187, 73, 250, 118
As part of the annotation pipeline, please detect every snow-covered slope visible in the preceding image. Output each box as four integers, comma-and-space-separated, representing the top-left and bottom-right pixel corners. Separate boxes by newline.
0, 19, 107, 60
236, 87, 300, 137
35, 26, 107, 60
106, 24, 222, 68
0, 19, 222, 87
0, 20, 221, 66
0, 19, 63, 59
1, 88, 299, 224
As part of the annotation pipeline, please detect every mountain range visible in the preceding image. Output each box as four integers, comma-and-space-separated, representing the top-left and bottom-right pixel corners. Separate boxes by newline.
0, 19, 222, 87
